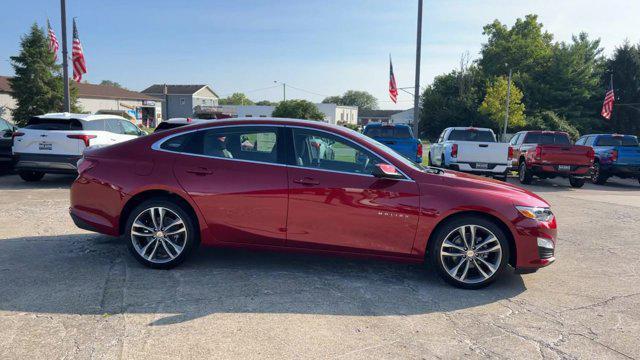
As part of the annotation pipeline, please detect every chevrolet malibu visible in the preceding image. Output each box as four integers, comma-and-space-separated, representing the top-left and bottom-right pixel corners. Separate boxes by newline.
70, 118, 556, 289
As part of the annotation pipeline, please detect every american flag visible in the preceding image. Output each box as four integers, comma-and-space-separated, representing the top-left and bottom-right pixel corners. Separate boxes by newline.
389, 56, 398, 103
601, 80, 615, 120
47, 19, 59, 61
72, 19, 87, 82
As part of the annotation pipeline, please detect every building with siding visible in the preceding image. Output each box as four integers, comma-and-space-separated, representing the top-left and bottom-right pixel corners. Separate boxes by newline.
0, 76, 162, 125
357, 108, 414, 126
142, 84, 219, 119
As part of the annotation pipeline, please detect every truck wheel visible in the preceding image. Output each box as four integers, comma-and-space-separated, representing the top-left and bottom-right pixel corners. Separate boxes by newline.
441, 155, 446, 169
518, 162, 532, 184
569, 176, 585, 188
591, 161, 608, 185
19, 171, 45, 182
494, 171, 508, 182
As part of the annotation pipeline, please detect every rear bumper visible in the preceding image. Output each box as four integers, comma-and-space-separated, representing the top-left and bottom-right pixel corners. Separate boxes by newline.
449, 162, 509, 174
14, 153, 81, 174
529, 164, 591, 178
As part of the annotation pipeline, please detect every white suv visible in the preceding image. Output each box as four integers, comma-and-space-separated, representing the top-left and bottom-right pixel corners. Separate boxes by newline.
12, 113, 145, 181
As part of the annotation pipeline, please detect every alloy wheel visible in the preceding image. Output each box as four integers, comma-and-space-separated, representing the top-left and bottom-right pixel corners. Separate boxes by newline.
130, 207, 187, 264
439, 225, 502, 284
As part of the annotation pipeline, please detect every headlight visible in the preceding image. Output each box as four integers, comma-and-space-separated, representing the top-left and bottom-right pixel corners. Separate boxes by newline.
515, 206, 554, 222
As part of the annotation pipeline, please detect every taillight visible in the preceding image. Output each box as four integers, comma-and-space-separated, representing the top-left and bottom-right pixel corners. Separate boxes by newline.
67, 134, 97, 147
587, 148, 595, 161
508, 146, 514, 160
451, 144, 458, 158
535, 146, 542, 160
610, 149, 618, 162
417, 143, 423, 158
12, 131, 24, 139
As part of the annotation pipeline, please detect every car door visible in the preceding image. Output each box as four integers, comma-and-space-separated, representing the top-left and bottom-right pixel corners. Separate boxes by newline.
0, 119, 14, 160
286, 127, 420, 255
168, 125, 289, 246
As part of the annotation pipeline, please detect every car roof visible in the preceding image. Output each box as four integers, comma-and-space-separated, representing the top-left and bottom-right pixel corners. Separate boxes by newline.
37, 112, 126, 121
581, 133, 637, 137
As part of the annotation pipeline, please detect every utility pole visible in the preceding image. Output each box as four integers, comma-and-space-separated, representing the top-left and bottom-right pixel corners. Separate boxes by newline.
60, 0, 70, 112
412, 0, 423, 138
503, 67, 512, 142
274, 81, 286, 101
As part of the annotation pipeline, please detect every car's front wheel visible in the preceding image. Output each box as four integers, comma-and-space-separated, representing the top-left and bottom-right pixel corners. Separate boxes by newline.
430, 216, 509, 289
18, 170, 45, 182
125, 199, 198, 269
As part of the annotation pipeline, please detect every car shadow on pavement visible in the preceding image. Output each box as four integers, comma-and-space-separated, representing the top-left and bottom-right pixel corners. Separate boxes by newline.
0, 173, 76, 190
0, 234, 527, 325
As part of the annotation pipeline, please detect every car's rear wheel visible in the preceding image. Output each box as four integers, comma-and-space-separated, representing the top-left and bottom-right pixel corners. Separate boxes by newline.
18, 170, 45, 182
569, 176, 585, 188
591, 161, 608, 185
429, 216, 509, 289
125, 199, 198, 269
518, 162, 532, 184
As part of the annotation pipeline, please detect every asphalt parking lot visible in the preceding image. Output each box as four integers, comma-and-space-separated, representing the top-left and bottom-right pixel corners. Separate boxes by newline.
0, 173, 639, 360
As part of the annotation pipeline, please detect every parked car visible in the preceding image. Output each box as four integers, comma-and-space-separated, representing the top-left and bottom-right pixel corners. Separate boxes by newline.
0, 117, 18, 171
509, 131, 594, 188
363, 123, 422, 163
12, 113, 145, 182
429, 127, 510, 180
576, 133, 640, 185
70, 118, 557, 289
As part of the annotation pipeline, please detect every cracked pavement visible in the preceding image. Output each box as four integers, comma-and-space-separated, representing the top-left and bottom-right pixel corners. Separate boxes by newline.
0, 173, 639, 359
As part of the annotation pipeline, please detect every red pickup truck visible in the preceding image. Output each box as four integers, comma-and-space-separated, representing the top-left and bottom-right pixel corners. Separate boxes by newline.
509, 131, 595, 188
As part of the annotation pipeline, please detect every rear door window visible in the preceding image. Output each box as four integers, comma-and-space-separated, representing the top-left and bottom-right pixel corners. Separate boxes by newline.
83, 120, 106, 131
105, 119, 125, 134
448, 129, 495, 142
24, 117, 83, 130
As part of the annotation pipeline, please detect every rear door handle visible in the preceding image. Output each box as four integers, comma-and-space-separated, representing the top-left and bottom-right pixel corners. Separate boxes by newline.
186, 167, 213, 176
293, 177, 320, 186
479, 144, 488, 147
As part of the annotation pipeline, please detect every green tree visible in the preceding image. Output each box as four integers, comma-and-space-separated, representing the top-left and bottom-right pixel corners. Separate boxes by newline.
218, 92, 255, 105
525, 111, 580, 140
9, 23, 78, 125
604, 42, 640, 135
479, 76, 526, 133
272, 99, 324, 120
255, 100, 277, 106
99, 80, 125, 89
322, 90, 378, 110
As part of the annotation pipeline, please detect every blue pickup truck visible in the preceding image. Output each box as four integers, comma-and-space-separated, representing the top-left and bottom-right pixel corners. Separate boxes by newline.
576, 134, 640, 184
363, 123, 422, 163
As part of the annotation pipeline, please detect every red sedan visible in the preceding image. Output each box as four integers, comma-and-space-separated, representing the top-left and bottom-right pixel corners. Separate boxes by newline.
70, 119, 556, 289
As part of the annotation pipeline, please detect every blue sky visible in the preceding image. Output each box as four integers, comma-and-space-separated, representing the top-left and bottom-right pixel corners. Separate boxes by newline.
1, 0, 639, 109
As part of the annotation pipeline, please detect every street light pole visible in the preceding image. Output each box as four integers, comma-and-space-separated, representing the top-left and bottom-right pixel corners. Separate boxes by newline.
412, 0, 423, 138
503, 68, 512, 141
60, 0, 70, 112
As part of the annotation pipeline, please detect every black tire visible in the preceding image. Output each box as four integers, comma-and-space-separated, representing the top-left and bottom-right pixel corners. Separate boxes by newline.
569, 176, 585, 188
18, 170, 45, 182
591, 161, 608, 185
429, 216, 510, 289
125, 198, 199, 269
441, 155, 446, 169
518, 162, 532, 184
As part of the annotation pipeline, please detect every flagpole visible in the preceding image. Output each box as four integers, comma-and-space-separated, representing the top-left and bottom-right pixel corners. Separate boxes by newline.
60, 0, 70, 112
412, 0, 423, 138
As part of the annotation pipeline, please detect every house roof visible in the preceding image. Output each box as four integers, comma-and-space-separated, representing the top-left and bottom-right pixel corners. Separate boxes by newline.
358, 109, 405, 118
142, 84, 218, 97
0, 75, 160, 101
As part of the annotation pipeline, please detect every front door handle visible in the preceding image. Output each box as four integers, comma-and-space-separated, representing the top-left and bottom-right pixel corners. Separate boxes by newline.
293, 177, 320, 186
186, 167, 213, 176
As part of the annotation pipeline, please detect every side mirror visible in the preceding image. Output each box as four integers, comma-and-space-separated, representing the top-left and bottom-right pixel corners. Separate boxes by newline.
372, 163, 404, 179
2, 129, 12, 138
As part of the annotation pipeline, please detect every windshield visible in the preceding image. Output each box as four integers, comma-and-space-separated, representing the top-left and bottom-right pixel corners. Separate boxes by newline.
364, 126, 413, 139
347, 128, 425, 172
524, 132, 571, 145
448, 129, 495, 142
596, 136, 639, 147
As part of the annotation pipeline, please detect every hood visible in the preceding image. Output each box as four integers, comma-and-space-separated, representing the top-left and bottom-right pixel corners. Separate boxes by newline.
430, 169, 550, 208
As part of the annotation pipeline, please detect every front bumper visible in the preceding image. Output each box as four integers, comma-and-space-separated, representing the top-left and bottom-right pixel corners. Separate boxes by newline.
14, 153, 81, 174
513, 216, 557, 272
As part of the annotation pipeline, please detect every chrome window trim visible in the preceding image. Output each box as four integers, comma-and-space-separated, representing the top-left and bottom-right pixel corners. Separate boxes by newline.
150, 123, 414, 182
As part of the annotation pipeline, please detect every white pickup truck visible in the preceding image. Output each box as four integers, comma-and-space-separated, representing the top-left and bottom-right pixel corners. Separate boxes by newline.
428, 127, 510, 180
